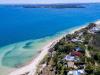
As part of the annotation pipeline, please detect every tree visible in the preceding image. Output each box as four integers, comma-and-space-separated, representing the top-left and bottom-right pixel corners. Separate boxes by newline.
85, 64, 94, 74
93, 52, 100, 63
94, 67, 100, 75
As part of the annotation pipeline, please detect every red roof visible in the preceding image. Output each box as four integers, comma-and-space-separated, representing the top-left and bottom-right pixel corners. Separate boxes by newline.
71, 51, 82, 56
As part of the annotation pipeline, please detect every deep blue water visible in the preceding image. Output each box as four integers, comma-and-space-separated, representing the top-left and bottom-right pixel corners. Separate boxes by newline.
0, 3, 100, 47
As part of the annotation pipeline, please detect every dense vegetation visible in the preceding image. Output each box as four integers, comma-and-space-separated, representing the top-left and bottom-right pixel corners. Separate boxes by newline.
37, 23, 100, 75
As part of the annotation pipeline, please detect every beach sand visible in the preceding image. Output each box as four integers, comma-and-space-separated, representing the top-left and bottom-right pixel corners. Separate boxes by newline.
8, 24, 87, 75
6, 20, 100, 75
8, 20, 100, 75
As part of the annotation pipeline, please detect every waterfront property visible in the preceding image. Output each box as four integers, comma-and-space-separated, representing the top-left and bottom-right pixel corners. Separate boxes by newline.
67, 69, 85, 75
36, 22, 100, 75
0, 3, 100, 75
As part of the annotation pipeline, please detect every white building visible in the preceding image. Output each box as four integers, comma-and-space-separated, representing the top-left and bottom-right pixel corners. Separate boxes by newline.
67, 69, 85, 75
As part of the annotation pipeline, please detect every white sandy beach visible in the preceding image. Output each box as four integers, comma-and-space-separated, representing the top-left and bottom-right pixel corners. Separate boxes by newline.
0, 1, 100, 74
8, 24, 87, 75
8, 20, 100, 75
9, 39, 59, 75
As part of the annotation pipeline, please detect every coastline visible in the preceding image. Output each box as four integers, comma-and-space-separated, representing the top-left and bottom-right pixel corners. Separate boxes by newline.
36, 20, 100, 75
0, 3, 100, 75
8, 24, 88, 75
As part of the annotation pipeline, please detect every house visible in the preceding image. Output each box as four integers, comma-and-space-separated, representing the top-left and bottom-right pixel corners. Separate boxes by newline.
71, 52, 82, 57
78, 32, 83, 36
64, 55, 80, 62
67, 61, 74, 68
74, 62, 85, 69
74, 47, 85, 53
67, 69, 85, 75
74, 47, 82, 51
71, 38, 79, 42
71, 38, 83, 43
64, 55, 75, 61
89, 27, 100, 33
75, 31, 83, 37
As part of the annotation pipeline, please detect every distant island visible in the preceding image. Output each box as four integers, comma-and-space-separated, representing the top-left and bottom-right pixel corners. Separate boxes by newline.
2, 4, 85, 8
22, 4, 85, 8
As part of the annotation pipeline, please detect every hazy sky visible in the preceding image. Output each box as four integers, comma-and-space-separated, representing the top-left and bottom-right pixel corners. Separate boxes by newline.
0, 0, 100, 4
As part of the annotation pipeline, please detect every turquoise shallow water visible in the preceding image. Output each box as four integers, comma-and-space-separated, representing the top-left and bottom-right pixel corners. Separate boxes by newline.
0, 26, 82, 69
0, 3, 100, 75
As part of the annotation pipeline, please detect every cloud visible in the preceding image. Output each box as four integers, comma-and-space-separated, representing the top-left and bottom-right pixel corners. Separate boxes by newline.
0, 0, 100, 4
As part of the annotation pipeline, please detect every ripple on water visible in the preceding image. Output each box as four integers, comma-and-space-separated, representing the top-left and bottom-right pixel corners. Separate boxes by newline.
1, 36, 55, 68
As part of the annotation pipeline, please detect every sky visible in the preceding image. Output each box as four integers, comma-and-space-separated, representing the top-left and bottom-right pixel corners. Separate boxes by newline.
0, 0, 100, 4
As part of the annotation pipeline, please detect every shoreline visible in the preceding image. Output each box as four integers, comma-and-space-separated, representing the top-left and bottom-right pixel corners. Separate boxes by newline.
8, 24, 88, 75
36, 20, 100, 75
0, 3, 100, 75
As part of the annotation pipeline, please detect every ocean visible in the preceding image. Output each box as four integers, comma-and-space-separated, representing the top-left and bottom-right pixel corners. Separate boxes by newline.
0, 3, 100, 75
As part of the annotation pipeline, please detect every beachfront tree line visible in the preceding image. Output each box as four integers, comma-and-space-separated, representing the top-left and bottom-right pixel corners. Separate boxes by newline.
37, 23, 100, 75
